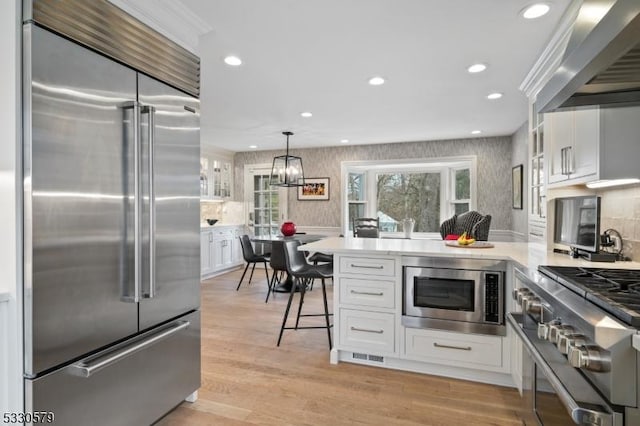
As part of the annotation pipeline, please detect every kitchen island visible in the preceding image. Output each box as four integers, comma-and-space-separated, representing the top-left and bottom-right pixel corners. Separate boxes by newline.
300, 237, 640, 387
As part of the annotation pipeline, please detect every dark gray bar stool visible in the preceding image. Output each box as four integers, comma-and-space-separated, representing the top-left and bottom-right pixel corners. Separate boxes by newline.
277, 240, 333, 349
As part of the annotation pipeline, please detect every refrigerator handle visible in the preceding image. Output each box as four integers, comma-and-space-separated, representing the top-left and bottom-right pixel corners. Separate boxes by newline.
142, 105, 157, 299
121, 101, 141, 303
67, 321, 190, 378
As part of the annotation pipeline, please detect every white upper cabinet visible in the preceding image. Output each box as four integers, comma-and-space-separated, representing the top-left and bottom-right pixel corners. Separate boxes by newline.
200, 149, 233, 200
545, 105, 640, 188
546, 108, 599, 185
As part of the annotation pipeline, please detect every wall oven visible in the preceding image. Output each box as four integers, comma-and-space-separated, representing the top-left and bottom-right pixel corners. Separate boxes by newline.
402, 257, 506, 336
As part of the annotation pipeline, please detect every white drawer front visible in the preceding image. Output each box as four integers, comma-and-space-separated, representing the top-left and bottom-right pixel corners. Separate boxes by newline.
339, 256, 395, 276
339, 309, 395, 354
339, 278, 395, 309
404, 328, 503, 368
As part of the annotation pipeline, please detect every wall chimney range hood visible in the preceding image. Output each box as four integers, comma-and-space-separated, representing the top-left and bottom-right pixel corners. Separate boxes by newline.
536, 0, 640, 113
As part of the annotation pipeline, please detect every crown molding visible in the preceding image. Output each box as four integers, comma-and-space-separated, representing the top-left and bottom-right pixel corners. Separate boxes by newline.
108, 0, 212, 54
519, 0, 582, 99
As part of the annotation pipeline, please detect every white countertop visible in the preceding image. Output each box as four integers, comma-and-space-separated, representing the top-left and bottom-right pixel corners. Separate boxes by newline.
301, 237, 640, 271
200, 223, 244, 229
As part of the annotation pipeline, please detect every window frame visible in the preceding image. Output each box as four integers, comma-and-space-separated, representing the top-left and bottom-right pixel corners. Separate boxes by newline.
341, 156, 477, 238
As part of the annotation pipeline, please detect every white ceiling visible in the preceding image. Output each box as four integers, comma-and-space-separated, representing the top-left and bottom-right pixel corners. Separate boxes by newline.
113, 0, 573, 152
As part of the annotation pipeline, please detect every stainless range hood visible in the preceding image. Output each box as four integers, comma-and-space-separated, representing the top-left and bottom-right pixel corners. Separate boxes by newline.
537, 0, 640, 113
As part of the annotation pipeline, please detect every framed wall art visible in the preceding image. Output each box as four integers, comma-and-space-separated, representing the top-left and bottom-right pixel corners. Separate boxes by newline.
297, 177, 330, 201
512, 164, 523, 210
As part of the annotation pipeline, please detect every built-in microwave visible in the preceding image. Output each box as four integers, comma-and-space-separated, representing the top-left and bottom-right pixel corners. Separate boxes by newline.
402, 257, 506, 336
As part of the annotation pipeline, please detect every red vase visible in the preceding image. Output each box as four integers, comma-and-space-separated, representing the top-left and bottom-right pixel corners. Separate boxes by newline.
281, 221, 296, 236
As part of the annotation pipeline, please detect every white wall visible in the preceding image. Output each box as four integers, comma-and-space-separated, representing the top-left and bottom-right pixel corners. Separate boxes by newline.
0, 0, 23, 414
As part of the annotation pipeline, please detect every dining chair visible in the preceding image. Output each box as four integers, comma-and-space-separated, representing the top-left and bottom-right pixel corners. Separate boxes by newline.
266, 240, 287, 303
237, 235, 270, 292
277, 240, 333, 349
353, 217, 380, 238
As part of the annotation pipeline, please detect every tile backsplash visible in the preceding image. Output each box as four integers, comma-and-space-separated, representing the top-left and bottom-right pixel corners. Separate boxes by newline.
200, 201, 245, 225
548, 185, 640, 261
200, 201, 221, 223
598, 186, 640, 261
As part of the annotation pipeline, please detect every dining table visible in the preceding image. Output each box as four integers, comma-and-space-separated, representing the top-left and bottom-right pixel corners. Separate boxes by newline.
250, 234, 327, 292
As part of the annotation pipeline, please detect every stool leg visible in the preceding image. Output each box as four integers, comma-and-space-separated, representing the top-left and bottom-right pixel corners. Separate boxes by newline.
321, 278, 332, 349
263, 261, 270, 291
236, 262, 250, 291
265, 267, 276, 303
294, 278, 307, 329
248, 263, 256, 284
277, 277, 297, 346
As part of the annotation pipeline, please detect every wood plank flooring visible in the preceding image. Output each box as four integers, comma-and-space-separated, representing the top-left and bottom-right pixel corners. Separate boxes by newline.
156, 267, 525, 426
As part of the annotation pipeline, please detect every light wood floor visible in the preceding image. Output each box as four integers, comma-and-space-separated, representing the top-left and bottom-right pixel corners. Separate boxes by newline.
156, 267, 525, 426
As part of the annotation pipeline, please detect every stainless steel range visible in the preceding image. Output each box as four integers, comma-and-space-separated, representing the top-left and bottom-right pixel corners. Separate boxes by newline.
509, 265, 640, 426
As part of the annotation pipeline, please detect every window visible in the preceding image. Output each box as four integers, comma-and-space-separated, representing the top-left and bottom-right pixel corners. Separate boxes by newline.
342, 157, 476, 237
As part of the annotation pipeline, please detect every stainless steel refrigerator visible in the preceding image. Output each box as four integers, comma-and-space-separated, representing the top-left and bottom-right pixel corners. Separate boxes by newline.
23, 23, 201, 425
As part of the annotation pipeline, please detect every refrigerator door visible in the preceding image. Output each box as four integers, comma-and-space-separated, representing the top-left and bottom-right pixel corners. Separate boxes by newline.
24, 25, 139, 376
25, 311, 201, 426
138, 74, 200, 330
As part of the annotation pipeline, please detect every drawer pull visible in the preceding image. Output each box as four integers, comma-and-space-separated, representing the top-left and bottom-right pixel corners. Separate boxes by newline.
351, 326, 384, 334
350, 290, 384, 296
433, 342, 472, 351
350, 264, 384, 269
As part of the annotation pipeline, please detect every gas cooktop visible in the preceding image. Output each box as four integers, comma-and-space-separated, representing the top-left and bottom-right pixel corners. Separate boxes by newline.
538, 265, 640, 327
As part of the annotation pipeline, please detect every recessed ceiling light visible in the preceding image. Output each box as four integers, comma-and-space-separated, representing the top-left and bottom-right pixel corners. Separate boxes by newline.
522, 3, 550, 19
487, 92, 503, 100
300, 112, 313, 118
340, 139, 349, 144
223, 55, 242, 66
368, 76, 385, 86
467, 63, 487, 73
471, 130, 482, 135
249, 145, 257, 149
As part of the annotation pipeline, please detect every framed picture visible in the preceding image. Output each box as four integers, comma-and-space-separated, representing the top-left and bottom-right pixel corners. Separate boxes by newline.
512, 164, 523, 210
297, 177, 330, 201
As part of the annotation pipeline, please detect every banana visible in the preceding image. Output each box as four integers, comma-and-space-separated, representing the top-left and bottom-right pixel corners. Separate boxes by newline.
457, 232, 476, 245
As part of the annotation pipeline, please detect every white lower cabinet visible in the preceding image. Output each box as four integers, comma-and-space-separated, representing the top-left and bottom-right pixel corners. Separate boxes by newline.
338, 277, 395, 309
404, 327, 503, 369
201, 225, 244, 279
200, 231, 214, 277
332, 253, 514, 387
339, 309, 395, 354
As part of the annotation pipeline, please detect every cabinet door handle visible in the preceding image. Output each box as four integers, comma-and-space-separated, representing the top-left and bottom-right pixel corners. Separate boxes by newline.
350, 264, 384, 269
350, 326, 384, 334
566, 146, 574, 174
560, 147, 567, 175
433, 342, 472, 351
350, 290, 384, 296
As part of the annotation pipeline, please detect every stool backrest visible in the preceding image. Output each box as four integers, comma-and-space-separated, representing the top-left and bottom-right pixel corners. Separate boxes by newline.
282, 240, 308, 275
239, 235, 256, 261
269, 240, 287, 272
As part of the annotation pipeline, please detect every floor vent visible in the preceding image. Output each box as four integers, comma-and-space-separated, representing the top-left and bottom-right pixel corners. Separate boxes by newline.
352, 352, 384, 363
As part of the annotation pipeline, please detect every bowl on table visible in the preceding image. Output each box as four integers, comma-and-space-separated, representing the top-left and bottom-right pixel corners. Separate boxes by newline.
206, 219, 218, 226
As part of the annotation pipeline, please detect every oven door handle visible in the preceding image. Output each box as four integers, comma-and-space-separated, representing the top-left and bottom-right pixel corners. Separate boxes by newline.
507, 313, 616, 426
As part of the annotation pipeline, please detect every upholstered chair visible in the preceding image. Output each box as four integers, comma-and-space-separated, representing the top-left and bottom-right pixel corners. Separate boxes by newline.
439, 211, 492, 241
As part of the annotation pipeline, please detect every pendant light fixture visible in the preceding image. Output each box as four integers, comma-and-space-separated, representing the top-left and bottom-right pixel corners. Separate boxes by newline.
269, 131, 305, 187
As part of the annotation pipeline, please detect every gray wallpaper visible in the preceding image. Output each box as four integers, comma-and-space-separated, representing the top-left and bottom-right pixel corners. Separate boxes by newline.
234, 136, 514, 230
511, 122, 529, 237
